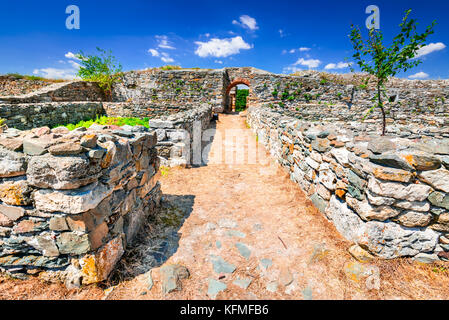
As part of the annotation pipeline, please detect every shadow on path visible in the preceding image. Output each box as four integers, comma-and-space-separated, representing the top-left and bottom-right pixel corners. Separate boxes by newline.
110, 194, 195, 283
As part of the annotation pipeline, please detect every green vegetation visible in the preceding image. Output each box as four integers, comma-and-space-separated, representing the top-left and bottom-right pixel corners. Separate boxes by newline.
160, 65, 182, 71
3, 73, 66, 83
55, 115, 150, 131
235, 88, 249, 112
76, 47, 123, 100
303, 93, 313, 102
160, 166, 171, 177
349, 9, 436, 135
271, 89, 278, 98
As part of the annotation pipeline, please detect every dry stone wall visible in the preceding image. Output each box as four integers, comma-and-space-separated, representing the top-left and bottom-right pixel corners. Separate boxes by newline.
0, 124, 161, 285
149, 103, 213, 167
248, 106, 449, 261
111, 68, 226, 115
0, 102, 104, 130
0, 76, 55, 97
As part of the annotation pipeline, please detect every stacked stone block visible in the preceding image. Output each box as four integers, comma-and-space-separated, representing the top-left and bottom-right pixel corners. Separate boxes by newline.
248, 106, 449, 261
0, 123, 161, 284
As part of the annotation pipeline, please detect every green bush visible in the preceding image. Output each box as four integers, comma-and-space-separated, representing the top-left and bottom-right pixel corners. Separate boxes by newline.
55, 115, 150, 131
76, 48, 123, 100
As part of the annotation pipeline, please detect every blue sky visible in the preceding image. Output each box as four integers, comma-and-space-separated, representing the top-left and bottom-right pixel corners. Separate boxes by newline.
0, 0, 447, 79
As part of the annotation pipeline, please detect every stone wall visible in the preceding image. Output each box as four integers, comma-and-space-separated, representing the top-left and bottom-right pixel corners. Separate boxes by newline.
0, 102, 105, 130
0, 76, 56, 97
148, 103, 213, 167
111, 68, 225, 115
0, 124, 161, 285
248, 106, 449, 261
0, 81, 105, 104
0, 68, 448, 131
248, 71, 449, 126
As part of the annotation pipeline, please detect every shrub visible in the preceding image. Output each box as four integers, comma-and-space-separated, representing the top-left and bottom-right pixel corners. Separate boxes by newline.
56, 115, 150, 131
160, 65, 182, 71
76, 48, 123, 100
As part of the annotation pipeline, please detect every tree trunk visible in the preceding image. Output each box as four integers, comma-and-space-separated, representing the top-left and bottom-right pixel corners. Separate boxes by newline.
377, 84, 386, 136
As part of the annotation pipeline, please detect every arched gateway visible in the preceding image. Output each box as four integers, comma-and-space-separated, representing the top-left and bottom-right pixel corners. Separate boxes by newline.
224, 78, 251, 113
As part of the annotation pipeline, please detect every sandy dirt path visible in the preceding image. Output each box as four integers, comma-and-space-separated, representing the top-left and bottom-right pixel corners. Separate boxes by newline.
2, 113, 449, 300
106, 114, 449, 300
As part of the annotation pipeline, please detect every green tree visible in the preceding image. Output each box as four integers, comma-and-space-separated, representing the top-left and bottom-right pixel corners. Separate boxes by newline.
235, 88, 249, 112
349, 9, 436, 135
76, 47, 123, 100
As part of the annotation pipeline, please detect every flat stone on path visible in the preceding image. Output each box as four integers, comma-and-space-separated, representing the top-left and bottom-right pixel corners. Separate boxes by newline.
160, 264, 190, 295
226, 230, 246, 238
235, 242, 251, 260
210, 255, 236, 274
233, 278, 252, 289
302, 286, 313, 300
207, 279, 227, 299
260, 258, 273, 270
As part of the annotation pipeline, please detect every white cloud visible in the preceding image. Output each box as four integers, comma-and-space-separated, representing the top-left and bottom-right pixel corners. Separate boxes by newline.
64, 52, 81, 60
160, 52, 174, 63
294, 57, 321, 69
33, 52, 81, 80
415, 42, 446, 58
214, 60, 223, 64
325, 62, 351, 70
156, 35, 175, 50
195, 36, 252, 58
408, 71, 429, 79
289, 49, 296, 54
299, 47, 311, 52
148, 49, 160, 57
232, 15, 258, 31
33, 68, 77, 80
148, 48, 175, 63
279, 29, 285, 38
282, 49, 287, 54
282, 66, 302, 74
68, 60, 81, 69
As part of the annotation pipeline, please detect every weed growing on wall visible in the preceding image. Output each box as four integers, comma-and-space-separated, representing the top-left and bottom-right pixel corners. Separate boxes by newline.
55, 115, 150, 130
76, 48, 123, 100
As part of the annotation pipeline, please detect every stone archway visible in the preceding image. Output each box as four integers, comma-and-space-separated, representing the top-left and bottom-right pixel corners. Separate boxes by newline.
225, 78, 251, 113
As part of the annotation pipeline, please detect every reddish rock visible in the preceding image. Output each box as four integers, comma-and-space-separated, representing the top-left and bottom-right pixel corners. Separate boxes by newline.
49, 142, 84, 155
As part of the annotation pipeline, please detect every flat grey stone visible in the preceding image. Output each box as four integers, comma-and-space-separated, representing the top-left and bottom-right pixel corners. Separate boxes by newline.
207, 279, 227, 299
233, 278, 252, 289
235, 242, 251, 260
210, 255, 236, 274
260, 258, 273, 270
226, 230, 246, 238
302, 286, 313, 300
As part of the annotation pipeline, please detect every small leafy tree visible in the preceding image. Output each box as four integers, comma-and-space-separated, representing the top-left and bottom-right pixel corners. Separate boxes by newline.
349, 9, 436, 135
76, 47, 123, 100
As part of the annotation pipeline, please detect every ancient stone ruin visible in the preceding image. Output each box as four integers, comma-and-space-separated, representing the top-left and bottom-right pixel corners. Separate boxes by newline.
0, 67, 448, 285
